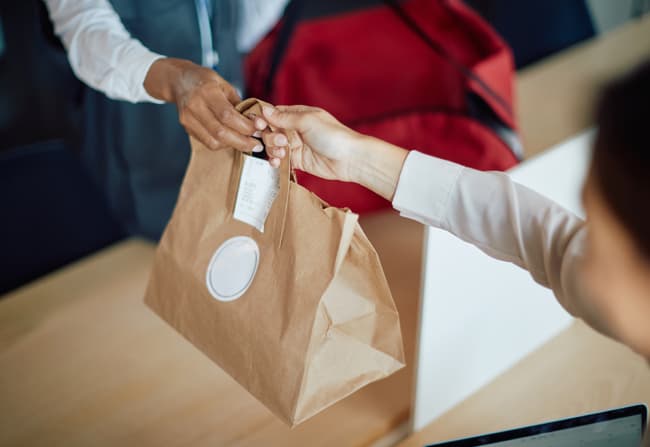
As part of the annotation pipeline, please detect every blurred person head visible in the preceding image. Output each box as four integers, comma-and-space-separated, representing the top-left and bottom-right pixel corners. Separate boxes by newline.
582, 59, 650, 360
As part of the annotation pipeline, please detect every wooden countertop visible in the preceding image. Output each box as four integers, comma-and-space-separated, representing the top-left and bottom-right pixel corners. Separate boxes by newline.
0, 213, 423, 447
397, 321, 650, 446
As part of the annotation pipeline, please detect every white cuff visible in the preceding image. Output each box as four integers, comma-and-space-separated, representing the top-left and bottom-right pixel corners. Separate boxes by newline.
137, 53, 166, 104
392, 151, 463, 229
117, 44, 166, 104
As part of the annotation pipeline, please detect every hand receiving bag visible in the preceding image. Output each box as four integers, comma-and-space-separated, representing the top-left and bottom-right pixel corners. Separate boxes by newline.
144, 98, 404, 426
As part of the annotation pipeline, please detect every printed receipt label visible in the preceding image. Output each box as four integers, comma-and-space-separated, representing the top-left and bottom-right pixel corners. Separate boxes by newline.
233, 155, 280, 232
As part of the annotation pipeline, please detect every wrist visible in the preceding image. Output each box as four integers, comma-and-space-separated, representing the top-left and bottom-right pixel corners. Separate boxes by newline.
349, 135, 408, 201
143, 58, 184, 103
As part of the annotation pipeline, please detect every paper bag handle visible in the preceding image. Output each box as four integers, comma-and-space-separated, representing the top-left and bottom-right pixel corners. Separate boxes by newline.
229, 98, 293, 249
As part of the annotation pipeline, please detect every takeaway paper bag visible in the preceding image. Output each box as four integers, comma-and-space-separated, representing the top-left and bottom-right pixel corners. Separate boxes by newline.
144, 98, 405, 426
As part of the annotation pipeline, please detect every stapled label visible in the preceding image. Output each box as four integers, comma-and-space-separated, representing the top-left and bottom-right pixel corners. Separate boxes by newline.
233, 155, 280, 232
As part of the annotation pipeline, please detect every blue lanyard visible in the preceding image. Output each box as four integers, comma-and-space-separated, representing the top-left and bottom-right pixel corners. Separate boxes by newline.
194, 0, 220, 68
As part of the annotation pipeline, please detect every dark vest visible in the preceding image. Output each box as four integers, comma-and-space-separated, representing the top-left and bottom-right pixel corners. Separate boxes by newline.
81, 0, 242, 240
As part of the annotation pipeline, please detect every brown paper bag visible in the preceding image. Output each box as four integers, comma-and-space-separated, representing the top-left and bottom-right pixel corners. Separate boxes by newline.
144, 98, 405, 426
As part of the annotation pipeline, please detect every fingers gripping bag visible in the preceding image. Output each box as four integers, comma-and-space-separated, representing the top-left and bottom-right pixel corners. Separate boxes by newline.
144, 98, 405, 426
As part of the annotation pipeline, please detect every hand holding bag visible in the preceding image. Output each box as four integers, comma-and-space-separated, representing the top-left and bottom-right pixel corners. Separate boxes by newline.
144, 98, 405, 426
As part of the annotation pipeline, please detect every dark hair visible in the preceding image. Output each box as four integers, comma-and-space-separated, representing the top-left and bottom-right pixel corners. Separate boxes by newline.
593, 59, 650, 260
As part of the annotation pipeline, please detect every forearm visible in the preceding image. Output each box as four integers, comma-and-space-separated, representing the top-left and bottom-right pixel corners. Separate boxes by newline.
377, 149, 597, 326
349, 136, 409, 201
394, 151, 586, 290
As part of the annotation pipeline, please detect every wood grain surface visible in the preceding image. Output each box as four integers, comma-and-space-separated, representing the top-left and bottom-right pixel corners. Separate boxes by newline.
397, 321, 650, 446
0, 214, 423, 447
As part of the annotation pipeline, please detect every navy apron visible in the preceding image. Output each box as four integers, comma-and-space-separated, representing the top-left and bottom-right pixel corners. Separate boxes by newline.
81, 0, 242, 240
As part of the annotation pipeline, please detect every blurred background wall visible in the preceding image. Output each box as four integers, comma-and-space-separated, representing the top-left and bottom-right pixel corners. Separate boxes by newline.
0, 2, 124, 295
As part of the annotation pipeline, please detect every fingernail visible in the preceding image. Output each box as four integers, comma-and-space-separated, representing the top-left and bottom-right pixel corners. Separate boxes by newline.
275, 148, 286, 158
253, 130, 262, 138
274, 134, 288, 146
253, 144, 264, 153
270, 158, 280, 168
262, 106, 274, 118
255, 118, 267, 130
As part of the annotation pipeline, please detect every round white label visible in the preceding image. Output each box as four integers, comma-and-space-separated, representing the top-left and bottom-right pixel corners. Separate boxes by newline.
206, 236, 259, 302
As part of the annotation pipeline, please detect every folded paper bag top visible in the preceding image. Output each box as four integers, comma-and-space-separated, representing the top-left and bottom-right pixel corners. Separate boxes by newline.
144, 98, 405, 426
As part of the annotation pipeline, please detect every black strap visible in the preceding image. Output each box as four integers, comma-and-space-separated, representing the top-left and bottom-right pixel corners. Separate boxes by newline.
383, 0, 513, 117
264, 0, 305, 96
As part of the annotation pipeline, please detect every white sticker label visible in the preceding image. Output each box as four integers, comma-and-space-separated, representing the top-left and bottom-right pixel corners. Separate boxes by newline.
233, 155, 280, 232
206, 236, 259, 302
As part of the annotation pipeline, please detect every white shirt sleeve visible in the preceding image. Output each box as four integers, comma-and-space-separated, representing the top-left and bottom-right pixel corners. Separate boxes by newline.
392, 151, 590, 319
43, 0, 165, 103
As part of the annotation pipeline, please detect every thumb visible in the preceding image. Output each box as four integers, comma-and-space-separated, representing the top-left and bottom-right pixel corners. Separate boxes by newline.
262, 105, 306, 131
